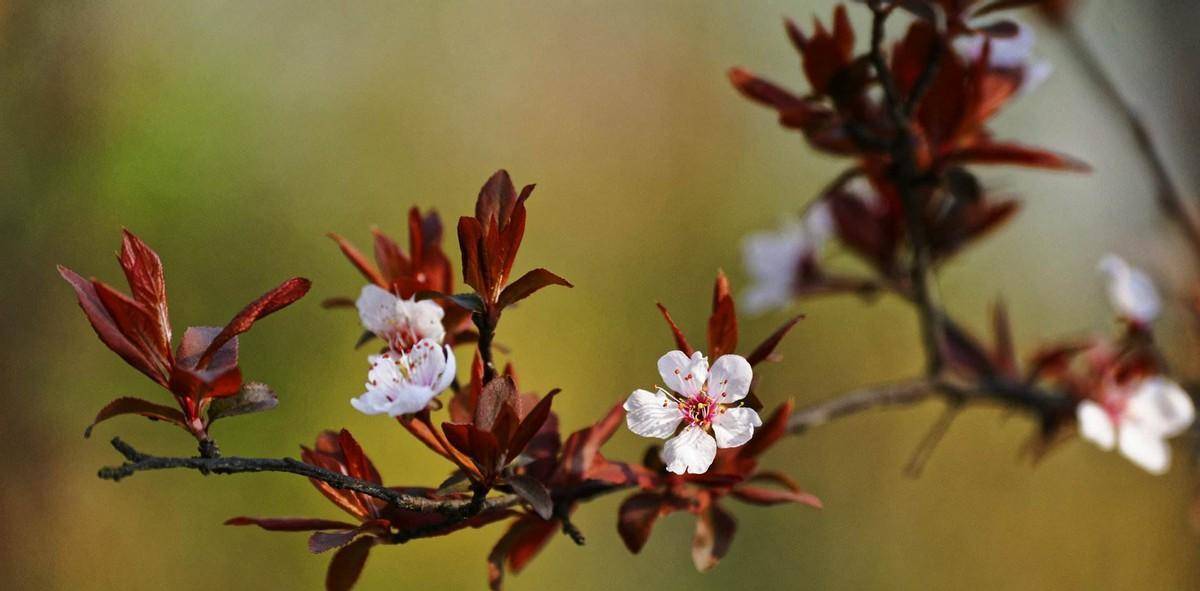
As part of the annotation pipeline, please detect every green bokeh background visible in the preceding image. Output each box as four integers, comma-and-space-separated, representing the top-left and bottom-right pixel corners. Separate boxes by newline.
3, 1, 1200, 589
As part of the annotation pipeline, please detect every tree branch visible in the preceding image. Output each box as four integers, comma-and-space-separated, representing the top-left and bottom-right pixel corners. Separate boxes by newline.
98, 437, 522, 515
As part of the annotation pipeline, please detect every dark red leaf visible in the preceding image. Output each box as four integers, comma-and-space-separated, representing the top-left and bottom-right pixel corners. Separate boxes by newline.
84, 396, 188, 438
655, 303, 694, 356
442, 423, 500, 478
457, 217, 486, 294
707, 271, 738, 358
507, 474, 553, 520
507, 390, 558, 459
948, 142, 1091, 171
92, 281, 171, 375
370, 228, 408, 286
308, 521, 386, 554
117, 230, 172, 359
59, 265, 160, 383
731, 471, 822, 508
487, 516, 558, 591
197, 277, 311, 368
498, 268, 573, 310
745, 315, 804, 366
326, 536, 375, 591
328, 233, 385, 287
617, 492, 669, 553
337, 429, 382, 485
691, 504, 736, 572
475, 377, 520, 433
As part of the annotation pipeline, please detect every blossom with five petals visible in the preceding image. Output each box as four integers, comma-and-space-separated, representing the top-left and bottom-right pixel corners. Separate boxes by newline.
624, 351, 762, 475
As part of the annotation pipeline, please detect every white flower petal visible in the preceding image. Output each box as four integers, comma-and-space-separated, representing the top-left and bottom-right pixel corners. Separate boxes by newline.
397, 297, 446, 344
661, 425, 717, 475
1077, 400, 1115, 450
708, 355, 753, 403
741, 217, 825, 315
657, 350, 708, 397
1098, 254, 1161, 324
433, 344, 457, 394
1126, 377, 1195, 438
1117, 423, 1171, 475
712, 407, 762, 448
383, 383, 437, 416
623, 388, 683, 439
356, 285, 400, 336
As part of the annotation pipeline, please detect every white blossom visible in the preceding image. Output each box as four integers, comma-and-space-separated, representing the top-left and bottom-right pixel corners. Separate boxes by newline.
350, 338, 457, 417
356, 284, 445, 350
1077, 377, 1194, 474
624, 351, 762, 474
741, 201, 835, 314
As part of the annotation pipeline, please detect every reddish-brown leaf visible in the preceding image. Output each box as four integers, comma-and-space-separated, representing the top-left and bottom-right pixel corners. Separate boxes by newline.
745, 315, 804, 367
59, 265, 160, 382
84, 396, 188, 438
507, 390, 558, 459
497, 268, 573, 310
326, 536, 375, 591
442, 423, 500, 479
475, 377, 520, 433
328, 233, 385, 287
507, 474, 553, 520
691, 504, 737, 572
731, 471, 822, 508
948, 142, 1091, 171
92, 281, 172, 376
337, 429, 382, 485
617, 492, 669, 554
655, 303, 694, 356
487, 515, 558, 591
707, 271, 738, 358
370, 228, 408, 288
117, 230, 172, 358
197, 277, 311, 368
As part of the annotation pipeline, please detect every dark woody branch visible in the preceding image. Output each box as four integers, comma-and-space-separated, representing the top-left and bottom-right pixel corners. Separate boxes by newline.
98, 436, 524, 515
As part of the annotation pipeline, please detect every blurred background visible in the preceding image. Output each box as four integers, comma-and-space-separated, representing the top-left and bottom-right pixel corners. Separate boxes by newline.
3, 1, 1200, 589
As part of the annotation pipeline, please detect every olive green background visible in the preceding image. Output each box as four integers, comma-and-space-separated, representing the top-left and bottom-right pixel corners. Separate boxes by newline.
3, 1, 1200, 589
